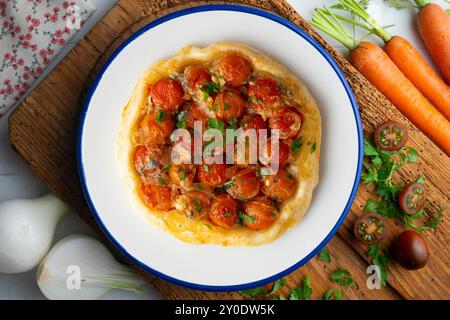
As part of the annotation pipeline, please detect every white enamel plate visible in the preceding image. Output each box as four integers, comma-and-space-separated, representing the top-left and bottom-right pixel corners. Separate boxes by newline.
78, 5, 363, 291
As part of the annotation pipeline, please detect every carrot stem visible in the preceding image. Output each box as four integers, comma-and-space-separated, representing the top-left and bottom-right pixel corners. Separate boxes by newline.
414, 0, 430, 9
339, 0, 392, 42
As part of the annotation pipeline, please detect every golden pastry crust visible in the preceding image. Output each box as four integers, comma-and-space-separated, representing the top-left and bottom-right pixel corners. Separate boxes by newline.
116, 42, 321, 246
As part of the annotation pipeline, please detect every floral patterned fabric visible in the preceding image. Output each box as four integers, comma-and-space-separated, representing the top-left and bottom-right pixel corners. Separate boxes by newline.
0, 0, 95, 117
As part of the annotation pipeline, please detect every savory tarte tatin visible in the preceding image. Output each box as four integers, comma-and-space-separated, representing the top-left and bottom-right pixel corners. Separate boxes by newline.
117, 42, 321, 246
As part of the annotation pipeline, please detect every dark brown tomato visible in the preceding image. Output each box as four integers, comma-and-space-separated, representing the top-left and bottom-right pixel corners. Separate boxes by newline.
197, 163, 228, 188
353, 213, 385, 245
374, 121, 408, 151
176, 190, 210, 220
182, 65, 211, 94
209, 194, 239, 228
399, 183, 426, 215
395, 230, 428, 270
247, 78, 282, 110
148, 78, 184, 112
268, 107, 303, 139
259, 138, 291, 168
138, 112, 174, 145
140, 183, 173, 211
178, 103, 209, 129
217, 54, 252, 86
242, 196, 277, 230
261, 168, 297, 201
169, 164, 196, 188
227, 168, 260, 200
213, 89, 246, 120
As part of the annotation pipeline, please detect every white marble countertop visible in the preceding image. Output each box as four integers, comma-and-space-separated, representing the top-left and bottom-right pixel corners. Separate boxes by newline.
0, 0, 446, 299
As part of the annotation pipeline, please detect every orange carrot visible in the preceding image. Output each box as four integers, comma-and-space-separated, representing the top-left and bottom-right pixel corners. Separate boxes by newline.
384, 36, 450, 121
416, 2, 450, 84
350, 41, 450, 156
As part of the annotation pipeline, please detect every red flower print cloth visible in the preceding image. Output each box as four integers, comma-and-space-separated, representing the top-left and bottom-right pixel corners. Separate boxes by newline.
0, 0, 95, 117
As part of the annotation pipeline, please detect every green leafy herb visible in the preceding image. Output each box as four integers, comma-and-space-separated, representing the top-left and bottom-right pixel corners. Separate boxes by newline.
240, 120, 249, 127
239, 211, 255, 223
310, 142, 317, 154
208, 118, 225, 133
366, 244, 389, 286
291, 137, 303, 155
200, 81, 220, 95
416, 176, 426, 184
323, 288, 343, 300
239, 286, 267, 297
162, 164, 171, 173
155, 111, 166, 123
270, 278, 287, 294
289, 275, 312, 300
193, 197, 202, 214
331, 269, 355, 287
228, 118, 238, 130
158, 176, 167, 186
318, 247, 331, 263
223, 212, 233, 217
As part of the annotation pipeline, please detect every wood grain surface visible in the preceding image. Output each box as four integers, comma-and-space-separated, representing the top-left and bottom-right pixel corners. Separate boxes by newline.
8, 0, 449, 300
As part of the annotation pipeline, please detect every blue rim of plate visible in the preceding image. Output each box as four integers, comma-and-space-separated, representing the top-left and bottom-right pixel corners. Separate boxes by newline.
77, 4, 363, 292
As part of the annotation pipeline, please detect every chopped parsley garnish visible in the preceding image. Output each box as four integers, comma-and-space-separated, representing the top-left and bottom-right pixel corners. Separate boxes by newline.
193, 197, 202, 214
331, 269, 355, 287
180, 171, 186, 181
176, 110, 187, 129
228, 118, 238, 130
158, 176, 167, 186
208, 118, 225, 133
310, 142, 317, 154
162, 164, 171, 173
223, 103, 230, 110
318, 246, 331, 263
240, 120, 249, 127
366, 244, 389, 286
239, 286, 267, 297
194, 182, 204, 190
223, 212, 233, 217
289, 275, 312, 300
200, 81, 220, 95
239, 211, 255, 223
291, 136, 303, 155
155, 111, 166, 123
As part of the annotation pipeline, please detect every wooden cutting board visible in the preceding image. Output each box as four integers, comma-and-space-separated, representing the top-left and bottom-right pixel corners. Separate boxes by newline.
8, 0, 449, 300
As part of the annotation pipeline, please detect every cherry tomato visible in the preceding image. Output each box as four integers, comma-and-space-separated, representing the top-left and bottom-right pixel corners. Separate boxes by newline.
197, 163, 228, 188
247, 78, 281, 109
209, 194, 239, 228
240, 113, 267, 132
133, 145, 171, 173
133, 146, 151, 173
148, 78, 184, 111
169, 164, 196, 188
259, 138, 291, 168
234, 141, 257, 168
374, 122, 408, 151
175, 190, 210, 220
268, 107, 303, 139
213, 89, 246, 120
217, 54, 252, 86
353, 213, 385, 245
138, 112, 174, 145
261, 168, 297, 201
140, 183, 173, 211
399, 183, 426, 215
227, 168, 260, 200
178, 103, 209, 129
395, 230, 428, 270
182, 66, 211, 94
242, 196, 277, 230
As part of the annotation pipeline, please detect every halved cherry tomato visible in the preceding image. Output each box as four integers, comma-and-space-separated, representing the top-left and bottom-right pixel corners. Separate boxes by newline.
197, 163, 228, 188
261, 168, 297, 201
217, 54, 252, 86
141, 183, 173, 211
134, 145, 171, 173
247, 78, 281, 108
268, 107, 303, 139
182, 66, 211, 94
374, 121, 408, 151
148, 78, 184, 111
353, 213, 385, 245
178, 103, 209, 129
169, 164, 196, 188
240, 113, 267, 132
138, 112, 174, 145
227, 168, 260, 200
399, 183, 426, 215
209, 194, 239, 228
134, 146, 151, 173
242, 196, 277, 230
259, 138, 291, 168
175, 190, 210, 220
395, 230, 428, 270
213, 89, 246, 120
